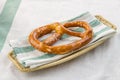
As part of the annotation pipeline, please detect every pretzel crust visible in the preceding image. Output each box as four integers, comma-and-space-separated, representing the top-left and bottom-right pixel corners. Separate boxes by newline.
28, 21, 93, 54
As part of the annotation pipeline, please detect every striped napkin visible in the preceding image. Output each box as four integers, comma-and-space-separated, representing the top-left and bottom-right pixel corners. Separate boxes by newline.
9, 12, 116, 68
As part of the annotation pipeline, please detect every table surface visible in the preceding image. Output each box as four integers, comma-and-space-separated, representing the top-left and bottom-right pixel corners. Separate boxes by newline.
0, 0, 120, 80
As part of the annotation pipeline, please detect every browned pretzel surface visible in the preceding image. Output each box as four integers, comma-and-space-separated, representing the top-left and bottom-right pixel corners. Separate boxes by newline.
28, 21, 93, 54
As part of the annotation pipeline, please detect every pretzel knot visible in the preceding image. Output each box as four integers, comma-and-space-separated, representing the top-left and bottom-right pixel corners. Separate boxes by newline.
28, 21, 93, 54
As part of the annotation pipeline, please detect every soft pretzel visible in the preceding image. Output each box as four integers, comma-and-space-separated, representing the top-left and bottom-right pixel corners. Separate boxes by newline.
28, 21, 93, 54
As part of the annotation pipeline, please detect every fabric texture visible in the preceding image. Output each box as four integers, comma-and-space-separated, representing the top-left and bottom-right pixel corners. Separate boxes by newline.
0, 0, 120, 80
9, 12, 116, 68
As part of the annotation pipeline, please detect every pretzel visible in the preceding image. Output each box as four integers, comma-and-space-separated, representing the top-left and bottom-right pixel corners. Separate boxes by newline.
28, 21, 93, 54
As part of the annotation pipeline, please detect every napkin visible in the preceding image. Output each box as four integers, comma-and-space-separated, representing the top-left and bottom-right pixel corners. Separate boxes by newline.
9, 12, 116, 68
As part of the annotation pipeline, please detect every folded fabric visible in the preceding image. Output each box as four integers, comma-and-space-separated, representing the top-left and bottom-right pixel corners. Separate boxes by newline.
9, 12, 116, 68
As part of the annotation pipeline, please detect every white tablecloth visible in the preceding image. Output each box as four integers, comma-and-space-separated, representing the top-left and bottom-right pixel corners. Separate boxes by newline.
0, 0, 120, 80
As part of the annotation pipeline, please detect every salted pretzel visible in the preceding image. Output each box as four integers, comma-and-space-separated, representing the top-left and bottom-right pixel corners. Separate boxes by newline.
28, 21, 93, 54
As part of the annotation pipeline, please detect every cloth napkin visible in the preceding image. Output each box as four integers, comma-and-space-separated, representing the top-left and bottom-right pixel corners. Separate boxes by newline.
9, 12, 116, 68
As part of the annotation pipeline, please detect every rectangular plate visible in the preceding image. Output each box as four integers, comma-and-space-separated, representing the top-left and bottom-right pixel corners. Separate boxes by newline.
8, 15, 117, 72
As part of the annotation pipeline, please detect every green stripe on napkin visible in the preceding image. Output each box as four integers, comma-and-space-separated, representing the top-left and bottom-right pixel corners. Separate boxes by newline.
13, 46, 35, 54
